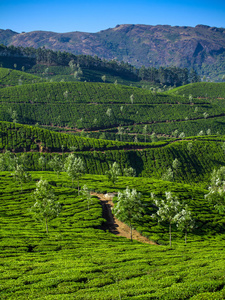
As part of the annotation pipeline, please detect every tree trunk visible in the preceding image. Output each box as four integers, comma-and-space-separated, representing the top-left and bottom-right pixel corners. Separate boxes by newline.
45, 217, 48, 234
169, 223, 172, 247
130, 221, 133, 242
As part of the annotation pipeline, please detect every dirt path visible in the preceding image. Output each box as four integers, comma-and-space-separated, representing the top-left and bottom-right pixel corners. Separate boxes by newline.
92, 192, 156, 245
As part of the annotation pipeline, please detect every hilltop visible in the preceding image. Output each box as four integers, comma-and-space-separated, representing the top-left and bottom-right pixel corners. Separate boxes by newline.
1, 24, 225, 80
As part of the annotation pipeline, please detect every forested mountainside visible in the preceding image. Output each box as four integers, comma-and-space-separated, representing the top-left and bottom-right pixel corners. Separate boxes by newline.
0, 24, 225, 80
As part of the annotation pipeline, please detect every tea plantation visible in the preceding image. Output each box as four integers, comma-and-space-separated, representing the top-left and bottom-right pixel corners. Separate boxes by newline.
1, 68, 225, 299
1, 171, 225, 299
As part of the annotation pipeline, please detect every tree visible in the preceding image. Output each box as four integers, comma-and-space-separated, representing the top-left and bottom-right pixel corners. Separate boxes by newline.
206, 128, 211, 135
161, 167, 174, 182
143, 125, 147, 143
172, 158, 181, 174
134, 135, 138, 143
203, 112, 209, 119
151, 192, 183, 247
101, 75, 106, 83
105, 162, 121, 185
49, 156, 63, 178
30, 180, 61, 234
151, 132, 157, 142
81, 184, 92, 211
205, 167, 225, 219
187, 142, 193, 154
64, 154, 85, 193
221, 142, 225, 154
113, 187, 144, 241
130, 94, 134, 104
38, 156, 46, 171
11, 164, 31, 192
11, 110, 18, 123
172, 129, 179, 138
176, 205, 194, 244
179, 132, 185, 139
123, 167, 136, 177
117, 126, 124, 141
106, 108, 112, 118
0, 150, 15, 171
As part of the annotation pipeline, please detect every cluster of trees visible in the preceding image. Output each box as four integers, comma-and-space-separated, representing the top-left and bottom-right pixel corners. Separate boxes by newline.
0, 44, 200, 86
112, 184, 194, 245
0, 150, 31, 191
138, 66, 200, 86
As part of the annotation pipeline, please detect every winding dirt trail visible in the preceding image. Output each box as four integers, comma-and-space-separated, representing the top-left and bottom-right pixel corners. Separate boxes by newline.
92, 192, 156, 245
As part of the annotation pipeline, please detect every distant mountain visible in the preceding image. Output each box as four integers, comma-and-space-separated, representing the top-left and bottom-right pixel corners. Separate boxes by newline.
1, 24, 225, 79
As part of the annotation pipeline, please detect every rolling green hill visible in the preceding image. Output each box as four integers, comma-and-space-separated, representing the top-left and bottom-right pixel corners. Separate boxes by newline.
1, 171, 225, 299
1, 121, 225, 185
0, 67, 44, 88
2, 65, 225, 299
1, 80, 225, 140
168, 82, 225, 98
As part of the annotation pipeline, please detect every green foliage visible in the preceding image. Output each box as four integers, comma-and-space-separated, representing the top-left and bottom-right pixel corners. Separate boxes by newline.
105, 161, 121, 185
64, 154, 85, 193
151, 191, 184, 246
0, 67, 43, 88
48, 155, 63, 178
113, 187, 144, 241
1, 171, 225, 299
30, 179, 61, 233
11, 163, 31, 192
169, 82, 225, 98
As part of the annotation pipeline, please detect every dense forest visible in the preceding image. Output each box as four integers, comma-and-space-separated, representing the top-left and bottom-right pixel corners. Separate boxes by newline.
0, 44, 200, 86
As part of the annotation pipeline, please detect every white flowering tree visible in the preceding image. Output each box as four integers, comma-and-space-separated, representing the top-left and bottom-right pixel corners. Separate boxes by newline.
123, 167, 136, 177
30, 180, 61, 234
11, 164, 31, 192
38, 156, 46, 171
205, 167, 225, 216
161, 167, 174, 182
151, 192, 183, 247
64, 154, 85, 194
143, 125, 147, 142
105, 162, 121, 186
117, 126, 124, 141
113, 187, 144, 241
176, 205, 194, 244
49, 155, 63, 178
81, 184, 92, 211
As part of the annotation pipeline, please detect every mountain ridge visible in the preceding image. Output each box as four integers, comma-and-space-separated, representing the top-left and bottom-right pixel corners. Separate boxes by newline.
1, 24, 225, 79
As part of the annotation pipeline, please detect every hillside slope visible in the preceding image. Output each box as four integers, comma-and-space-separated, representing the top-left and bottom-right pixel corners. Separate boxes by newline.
1, 121, 225, 185
1, 81, 225, 138
0, 67, 44, 88
1, 24, 225, 79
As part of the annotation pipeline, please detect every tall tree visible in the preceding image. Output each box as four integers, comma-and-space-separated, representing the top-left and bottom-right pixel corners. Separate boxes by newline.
49, 155, 63, 178
30, 180, 61, 234
105, 162, 121, 186
176, 205, 194, 244
113, 187, 144, 241
64, 154, 85, 194
151, 192, 183, 247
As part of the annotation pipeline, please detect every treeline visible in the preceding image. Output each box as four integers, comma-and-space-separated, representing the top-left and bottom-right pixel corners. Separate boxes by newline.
139, 66, 200, 86
0, 44, 200, 86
